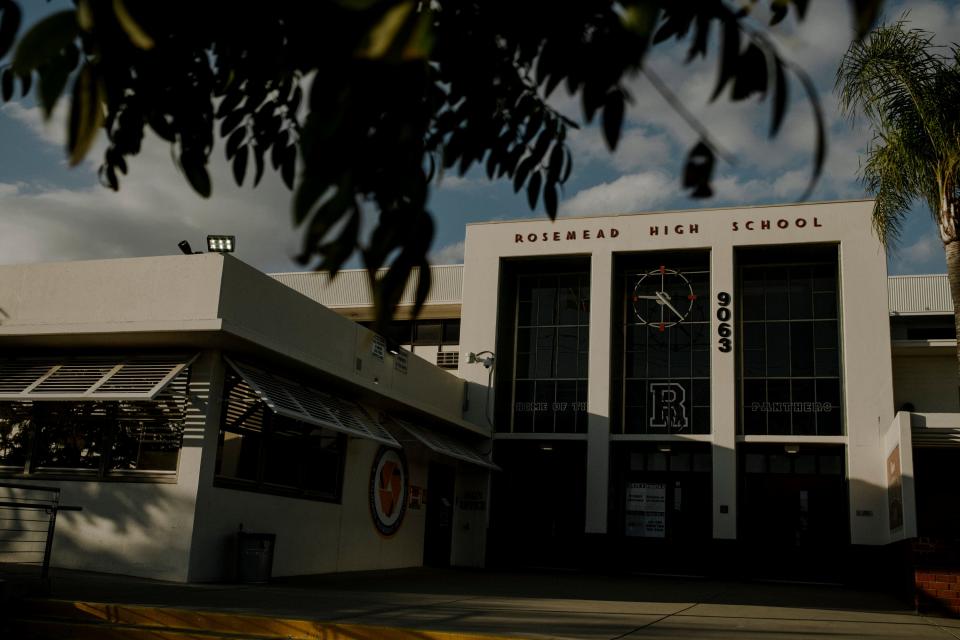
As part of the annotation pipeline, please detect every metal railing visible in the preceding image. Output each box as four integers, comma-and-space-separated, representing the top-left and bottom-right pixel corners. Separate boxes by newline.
0, 482, 81, 591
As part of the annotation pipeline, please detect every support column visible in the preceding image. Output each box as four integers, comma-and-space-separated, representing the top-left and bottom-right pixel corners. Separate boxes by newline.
711, 245, 737, 539
585, 251, 613, 534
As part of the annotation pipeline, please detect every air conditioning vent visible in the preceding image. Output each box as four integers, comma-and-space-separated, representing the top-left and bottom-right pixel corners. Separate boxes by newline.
436, 351, 459, 369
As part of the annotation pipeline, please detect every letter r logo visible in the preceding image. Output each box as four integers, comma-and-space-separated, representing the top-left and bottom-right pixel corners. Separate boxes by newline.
649, 382, 688, 431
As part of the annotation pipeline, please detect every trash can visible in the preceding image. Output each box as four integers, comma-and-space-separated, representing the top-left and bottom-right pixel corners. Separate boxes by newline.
236, 532, 275, 584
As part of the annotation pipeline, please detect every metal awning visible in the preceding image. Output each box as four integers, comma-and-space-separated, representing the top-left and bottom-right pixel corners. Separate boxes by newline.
394, 418, 499, 470
225, 358, 399, 448
0, 355, 197, 401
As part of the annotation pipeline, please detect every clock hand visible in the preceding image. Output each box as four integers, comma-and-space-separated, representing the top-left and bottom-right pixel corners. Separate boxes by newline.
634, 294, 660, 300
655, 291, 684, 319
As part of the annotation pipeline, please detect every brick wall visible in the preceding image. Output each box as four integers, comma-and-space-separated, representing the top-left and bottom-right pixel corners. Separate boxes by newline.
916, 570, 960, 615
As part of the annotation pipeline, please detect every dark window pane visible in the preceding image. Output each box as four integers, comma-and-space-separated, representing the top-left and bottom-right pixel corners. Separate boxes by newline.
743, 380, 766, 434
813, 292, 837, 319
555, 381, 577, 433
576, 381, 589, 433
742, 269, 765, 321
578, 278, 591, 324
814, 320, 838, 349
385, 321, 411, 345
791, 379, 816, 435
556, 328, 578, 378
534, 381, 556, 433
263, 419, 302, 488
819, 454, 842, 475
767, 379, 791, 435
692, 406, 710, 434
111, 414, 183, 472
671, 453, 692, 472
301, 428, 343, 495
694, 453, 712, 472
513, 381, 535, 432
534, 278, 558, 325
765, 268, 789, 320
790, 322, 814, 376
816, 379, 842, 435
517, 301, 534, 326
692, 347, 710, 378
744, 350, 764, 377
815, 348, 840, 377
648, 330, 669, 377
442, 320, 461, 345
0, 404, 31, 469
789, 267, 813, 319
414, 322, 442, 345
769, 454, 791, 473
766, 323, 790, 376
518, 277, 534, 302
794, 454, 817, 474
692, 379, 711, 407
812, 264, 837, 292
578, 352, 589, 378
669, 327, 692, 377
743, 323, 765, 350
33, 404, 105, 470
557, 276, 581, 325
535, 327, 555, 378
745, 453, 766, 473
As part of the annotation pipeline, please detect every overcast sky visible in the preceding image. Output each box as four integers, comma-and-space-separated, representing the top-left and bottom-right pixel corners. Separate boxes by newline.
1, 0, 958, 275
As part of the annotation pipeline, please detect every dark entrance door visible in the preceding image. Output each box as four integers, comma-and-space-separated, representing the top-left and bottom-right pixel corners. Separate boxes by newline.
488, 440, 587, 569
739, 444, 848, 579
423, 462, 455, 567
609, 443, 713, 573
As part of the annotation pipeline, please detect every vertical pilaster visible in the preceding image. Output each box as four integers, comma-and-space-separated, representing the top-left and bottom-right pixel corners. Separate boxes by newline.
711, 245, 737, 539
585, 251, 613, 534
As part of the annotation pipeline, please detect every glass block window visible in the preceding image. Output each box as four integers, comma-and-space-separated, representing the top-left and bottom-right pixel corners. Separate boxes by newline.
739, 260, 842, 435
512, 273, 590, 433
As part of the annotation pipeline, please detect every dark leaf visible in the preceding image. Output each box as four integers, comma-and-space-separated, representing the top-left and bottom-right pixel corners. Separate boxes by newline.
232, 145, 248, 186
226, 127, 245, 159
317, 205, 360, 274
181, 151, 212, 198
11, 10, 78, 76
770, 58, 788, 136
216, 90, 244, 119
0, 1, 22, 61
687, 13, 711, 61
37, 55, 71, 119
560, 146, 573, 184
0, 67, 12, 102
219, 110, 244, 138
710, 17, 740, 101
849, 0, 880, 40
67, 63, 103, 166
513, 156, 534, 193
683, 140, 714, 199
770, 0, 789, 26
547, 142, 563, 185
252, 146, 265, 187
543, 181, 558, 220
793, 65, 826, 200
412, 256, 432, 315
99, 164, 118, 191
602, 89, 624, 151
527, 171, 541, 209
731, 43, 768, 101
793, 0, 810, 19
280, 143, 296, 189
271, 130, 289, 170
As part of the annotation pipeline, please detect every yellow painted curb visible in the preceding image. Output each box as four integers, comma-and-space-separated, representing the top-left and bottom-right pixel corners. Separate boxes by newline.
16, 599, 523, 640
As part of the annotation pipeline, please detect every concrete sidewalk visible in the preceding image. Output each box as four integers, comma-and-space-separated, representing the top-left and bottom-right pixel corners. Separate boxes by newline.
10, 567, 960, 639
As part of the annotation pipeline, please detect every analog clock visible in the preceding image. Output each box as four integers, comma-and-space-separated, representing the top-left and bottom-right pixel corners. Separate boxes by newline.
631, 266, 696, 331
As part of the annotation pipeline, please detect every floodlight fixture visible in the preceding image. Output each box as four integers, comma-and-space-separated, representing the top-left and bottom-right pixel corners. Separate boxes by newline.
207, 235, 236, 253
178, 240, 195, 255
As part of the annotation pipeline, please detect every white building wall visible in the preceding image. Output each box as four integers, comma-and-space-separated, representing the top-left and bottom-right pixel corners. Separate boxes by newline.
893, 354, 960, 413
460, 200, 894, 545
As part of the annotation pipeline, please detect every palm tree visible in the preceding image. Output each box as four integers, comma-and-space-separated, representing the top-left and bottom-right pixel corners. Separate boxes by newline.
836, 18, 960, 375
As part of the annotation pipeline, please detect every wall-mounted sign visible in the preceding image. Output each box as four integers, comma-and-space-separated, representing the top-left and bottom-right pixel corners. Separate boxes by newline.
650, 382, 688, 431
514, 228, 619, 243
749, 401, 833, 413
369, 446, 409, 536
408, 485, 424, 510
716, 291, 732, 353
625, 482, 666, 538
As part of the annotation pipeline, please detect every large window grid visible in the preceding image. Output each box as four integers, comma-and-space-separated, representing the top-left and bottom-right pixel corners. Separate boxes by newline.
739, 261, 842, 435
511, 273, 590, 433
215, 371, 346, 501
622, 266, 711, 434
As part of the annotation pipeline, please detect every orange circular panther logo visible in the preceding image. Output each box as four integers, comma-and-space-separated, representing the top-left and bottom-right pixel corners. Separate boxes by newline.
369, 446, 408, 536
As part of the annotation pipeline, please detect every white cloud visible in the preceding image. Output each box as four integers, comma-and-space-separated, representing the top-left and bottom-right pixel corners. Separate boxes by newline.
560, 171, 674, 216
0, 104, 305, 273
890, 234, 945, 274
430, 240, 464, 264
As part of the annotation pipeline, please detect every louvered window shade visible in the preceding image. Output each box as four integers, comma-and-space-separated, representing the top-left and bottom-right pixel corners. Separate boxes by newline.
224, 358, 399, 448
393, 418, 498, 470
0, 355, 197, 401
